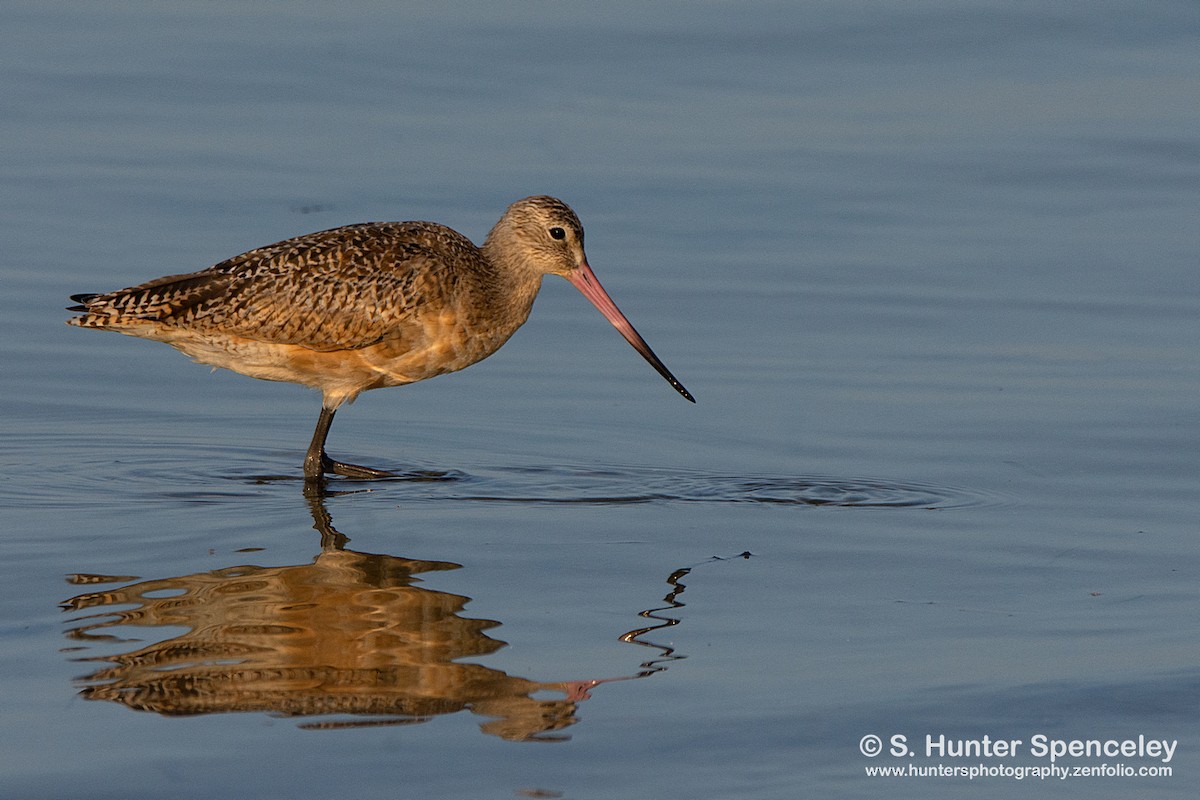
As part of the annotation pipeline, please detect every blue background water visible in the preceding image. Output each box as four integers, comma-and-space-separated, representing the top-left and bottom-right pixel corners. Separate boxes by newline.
2, 1, 1197, 797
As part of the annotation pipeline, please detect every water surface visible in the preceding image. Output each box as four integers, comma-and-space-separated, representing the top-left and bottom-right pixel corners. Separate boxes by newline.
2, 1, 1198, 797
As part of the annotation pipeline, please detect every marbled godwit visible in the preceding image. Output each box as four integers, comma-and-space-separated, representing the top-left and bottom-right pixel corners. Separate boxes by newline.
67, 196, 694, 480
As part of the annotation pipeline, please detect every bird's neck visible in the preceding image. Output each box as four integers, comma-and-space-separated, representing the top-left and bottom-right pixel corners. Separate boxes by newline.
477, 236, 543, 327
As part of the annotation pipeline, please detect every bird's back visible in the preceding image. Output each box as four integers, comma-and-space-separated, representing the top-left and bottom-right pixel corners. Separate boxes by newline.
67, 221, 495, 353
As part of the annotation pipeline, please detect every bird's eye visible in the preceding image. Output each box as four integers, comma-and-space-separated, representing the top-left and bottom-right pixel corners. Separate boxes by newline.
549, 227, 566, 240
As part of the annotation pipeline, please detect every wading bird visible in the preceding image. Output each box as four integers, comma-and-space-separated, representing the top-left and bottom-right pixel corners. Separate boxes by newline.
67, 196, 694, 480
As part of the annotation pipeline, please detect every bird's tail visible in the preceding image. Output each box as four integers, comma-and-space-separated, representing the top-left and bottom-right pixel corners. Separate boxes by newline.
67, 293, 100, 313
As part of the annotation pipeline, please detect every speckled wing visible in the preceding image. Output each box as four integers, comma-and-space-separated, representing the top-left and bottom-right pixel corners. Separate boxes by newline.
72, 222, 484, 352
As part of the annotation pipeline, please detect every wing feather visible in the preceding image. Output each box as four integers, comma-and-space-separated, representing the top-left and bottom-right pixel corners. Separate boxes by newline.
70, 222, 485, 352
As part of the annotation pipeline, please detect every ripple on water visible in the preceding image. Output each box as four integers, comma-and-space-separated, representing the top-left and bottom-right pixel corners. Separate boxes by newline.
3, 429, 1006, 511
383, 464, 1009, 510
0, 431, 277, 509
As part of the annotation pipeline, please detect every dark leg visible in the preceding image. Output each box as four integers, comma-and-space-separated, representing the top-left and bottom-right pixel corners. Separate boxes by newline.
304, 405, 395, 480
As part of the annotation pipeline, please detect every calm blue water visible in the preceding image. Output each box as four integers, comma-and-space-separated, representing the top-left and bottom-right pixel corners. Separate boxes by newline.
2, 1, 1198, 797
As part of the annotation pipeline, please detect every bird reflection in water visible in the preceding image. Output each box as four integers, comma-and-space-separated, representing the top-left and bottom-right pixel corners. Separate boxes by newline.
60, 498, 688, 741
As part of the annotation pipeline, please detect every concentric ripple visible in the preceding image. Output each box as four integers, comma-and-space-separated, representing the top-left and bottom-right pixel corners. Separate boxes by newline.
3, 427, 1005, 511
413, 464, 1007, 509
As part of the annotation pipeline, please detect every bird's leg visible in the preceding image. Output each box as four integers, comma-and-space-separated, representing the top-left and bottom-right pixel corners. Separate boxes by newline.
303, 406, 337, 479
304, 405, 395, 480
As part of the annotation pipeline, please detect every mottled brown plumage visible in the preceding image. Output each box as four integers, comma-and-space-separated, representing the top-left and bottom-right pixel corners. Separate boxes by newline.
67, 196, 693, 481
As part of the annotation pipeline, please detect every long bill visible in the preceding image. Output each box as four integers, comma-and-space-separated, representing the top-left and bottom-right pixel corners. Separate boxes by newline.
566, 262, 695, 403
